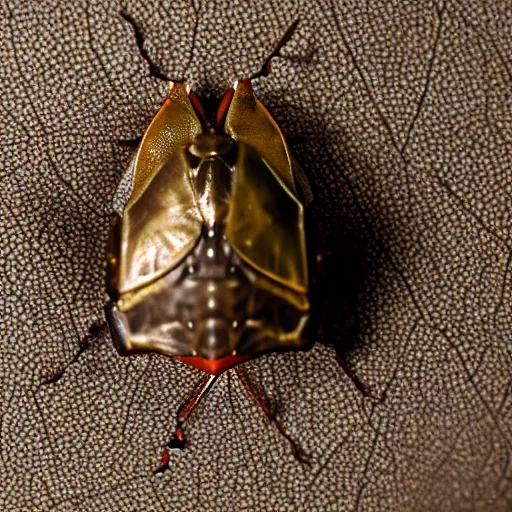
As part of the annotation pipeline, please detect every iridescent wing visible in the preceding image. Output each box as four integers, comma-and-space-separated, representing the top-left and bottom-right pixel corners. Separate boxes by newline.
226, 143, 308, 294
117, 83, 203, 294
224, 81, 297, 195
224, 82, 308, 296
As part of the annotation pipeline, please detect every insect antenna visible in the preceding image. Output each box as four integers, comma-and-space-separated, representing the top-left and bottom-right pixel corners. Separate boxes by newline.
249, 19, 300, 81
120, 11, 171, 82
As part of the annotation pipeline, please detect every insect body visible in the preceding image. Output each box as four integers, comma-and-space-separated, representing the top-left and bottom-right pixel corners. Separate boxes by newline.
40, 18, 377, 475
105, 77, 313, 470
106, 80, 311, 376
95, 17, 320, 472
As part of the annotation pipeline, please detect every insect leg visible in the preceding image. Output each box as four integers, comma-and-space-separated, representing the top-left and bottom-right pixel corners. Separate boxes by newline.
335, 354, 383, 401
249, 19, 300, 81
311, 223, 382, 402
170, 373, 219, 449
235, 366, 309, 463
153, 373, 219, 475
120, 11, 171, 82
42, 323, 104, 385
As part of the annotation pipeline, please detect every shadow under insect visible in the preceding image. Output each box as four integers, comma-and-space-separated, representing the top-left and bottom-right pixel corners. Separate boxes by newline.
284, 115, 378, 398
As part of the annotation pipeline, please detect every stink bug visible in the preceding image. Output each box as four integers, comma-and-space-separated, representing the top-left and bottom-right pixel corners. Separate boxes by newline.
43, 16, 378, 475
106, 77, 311, 370
105, 16, 314, 472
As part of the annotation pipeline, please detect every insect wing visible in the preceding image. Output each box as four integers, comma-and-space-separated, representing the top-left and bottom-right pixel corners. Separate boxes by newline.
224, 81, 308, 296
118, 84, 203, 294
224, 81, 297, 196
226, 143, 308, 294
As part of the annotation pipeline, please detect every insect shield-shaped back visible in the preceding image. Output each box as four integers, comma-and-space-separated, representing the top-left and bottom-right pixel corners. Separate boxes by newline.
106, 81, 310, 375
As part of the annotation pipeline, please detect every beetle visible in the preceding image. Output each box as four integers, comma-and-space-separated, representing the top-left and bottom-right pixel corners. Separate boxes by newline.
106, 80, 312, 372
104, 16, 317, 473
43, 15, 377, 475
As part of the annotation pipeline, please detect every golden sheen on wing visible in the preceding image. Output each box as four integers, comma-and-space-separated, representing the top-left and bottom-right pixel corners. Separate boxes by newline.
106, 80, 312, 376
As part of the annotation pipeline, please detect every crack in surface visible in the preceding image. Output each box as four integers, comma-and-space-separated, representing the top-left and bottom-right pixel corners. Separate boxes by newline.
400, 1, 446, 154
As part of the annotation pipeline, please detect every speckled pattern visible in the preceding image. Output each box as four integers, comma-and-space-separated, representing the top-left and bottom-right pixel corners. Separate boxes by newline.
2, 0, 511, 510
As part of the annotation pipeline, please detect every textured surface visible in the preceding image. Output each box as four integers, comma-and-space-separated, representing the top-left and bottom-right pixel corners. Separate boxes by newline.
2, 0, 511, 510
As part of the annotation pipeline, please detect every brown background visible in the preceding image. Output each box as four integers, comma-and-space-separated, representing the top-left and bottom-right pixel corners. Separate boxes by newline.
2, 0, 511, 510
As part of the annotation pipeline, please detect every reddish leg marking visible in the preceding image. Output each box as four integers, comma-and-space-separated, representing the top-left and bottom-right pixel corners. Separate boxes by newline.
153, 373, 219, 475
